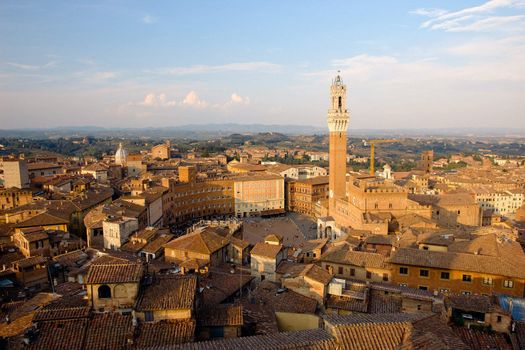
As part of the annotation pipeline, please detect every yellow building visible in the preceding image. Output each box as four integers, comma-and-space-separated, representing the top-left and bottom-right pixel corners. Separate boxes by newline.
320, 246, 391, 284
13, 228, 50, 258
85, 260, 143, 311
390, 246, 525, 297
163, 227, 229, 269
151, 142, 171, 160
0, 188, 32, 211
14, 211, 69, 234
233, 174, 284, 218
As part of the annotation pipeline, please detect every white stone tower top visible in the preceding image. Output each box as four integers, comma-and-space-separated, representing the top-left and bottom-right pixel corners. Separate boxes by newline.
327, 74, 350, 133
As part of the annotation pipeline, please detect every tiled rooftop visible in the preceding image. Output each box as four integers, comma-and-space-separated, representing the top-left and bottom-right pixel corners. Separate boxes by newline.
136, 275, 196, 311
86, 261, 143, 284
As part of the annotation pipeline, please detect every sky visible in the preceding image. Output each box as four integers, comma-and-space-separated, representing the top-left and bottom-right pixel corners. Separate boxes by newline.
0, 0, 525, 130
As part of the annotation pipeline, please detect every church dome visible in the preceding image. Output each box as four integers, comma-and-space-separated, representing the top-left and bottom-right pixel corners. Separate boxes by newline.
115, 142, 128, 165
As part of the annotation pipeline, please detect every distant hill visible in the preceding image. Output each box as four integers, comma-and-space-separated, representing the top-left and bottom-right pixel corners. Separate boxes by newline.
0, 124, 523, 140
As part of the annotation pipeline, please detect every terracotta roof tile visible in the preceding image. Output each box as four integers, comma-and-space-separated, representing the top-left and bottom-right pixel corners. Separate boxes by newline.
452, 326, 509, 350
33, 295, 89, 322
86, 262, 143, 284
84, 313, 133, 350
200, 267, 255, 306
197, 304, 243, 327
249, 280, 317, 314
251, 242, 284, 259
174, 328, 337, 350
27, 319, 88, 350
12, 255, 47, 269
390, 247, 525, 279
164, 229, 229, 255
134, 319, 195, 348
136, 275, 196, 311
321, 246, 389, 269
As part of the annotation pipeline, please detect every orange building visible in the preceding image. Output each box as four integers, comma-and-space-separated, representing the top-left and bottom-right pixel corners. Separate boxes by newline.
390, 244, 525, 297
287, 176, 329, 218
162, 166, 234, 225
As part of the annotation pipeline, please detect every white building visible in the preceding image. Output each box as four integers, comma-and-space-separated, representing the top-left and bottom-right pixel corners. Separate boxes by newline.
266, 163, 327, 180
474, 188, 525, 216
81, 163, 109, 183
233, 175, 284, 218
103, 217, 139, 249
2, 160, 30, 189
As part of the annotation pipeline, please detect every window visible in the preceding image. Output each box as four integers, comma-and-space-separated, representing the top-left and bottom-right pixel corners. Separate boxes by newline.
350, 268, 355, 277
338, 267, 343, 275
503, 280, 514, 288
462, 274, 472, 282
98, 285, 111, 299
482, 277, 493, 285
366, 271, 372, 279
457, 210, 461, 215
382, 273, 388, 282
399, 267, 409, 275
419, 269, 429, 278
417, 304, 422, 311
145, 311, 154, 322
419, 286, 428, 291
374, 203, 378, 209
440, 272, 450, 280
389, 203, 393, 209
497, 316, 502, 323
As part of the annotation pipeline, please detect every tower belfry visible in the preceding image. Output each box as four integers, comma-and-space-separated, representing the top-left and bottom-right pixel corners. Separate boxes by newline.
327, 74, 349, 213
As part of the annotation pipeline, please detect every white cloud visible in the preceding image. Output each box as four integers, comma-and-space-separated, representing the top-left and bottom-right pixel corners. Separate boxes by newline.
412, 0, 525, 32
130, 91, 250, 110
141, 15, 156, 24
141, 93, 158, 106
446, 15, 525, 32
230, 93, 249, 105
218, 93, 251, 108
134, 91, 208, 108
181, 91, 208, 108
93, 71, 116, 80
5, 60, 57, 70
162, 61, 280, 75
409, 8, 447, 17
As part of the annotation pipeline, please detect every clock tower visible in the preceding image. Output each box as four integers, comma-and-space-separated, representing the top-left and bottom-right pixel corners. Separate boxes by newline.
327, 74, 349, 212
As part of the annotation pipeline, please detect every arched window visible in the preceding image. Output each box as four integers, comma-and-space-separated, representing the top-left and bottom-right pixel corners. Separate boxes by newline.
98, 285, 111, 299
114, 284, 128, 298
338, 96, 342, 109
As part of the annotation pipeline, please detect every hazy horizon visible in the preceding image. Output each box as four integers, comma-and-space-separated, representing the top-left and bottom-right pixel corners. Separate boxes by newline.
1, 1, 525, 129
